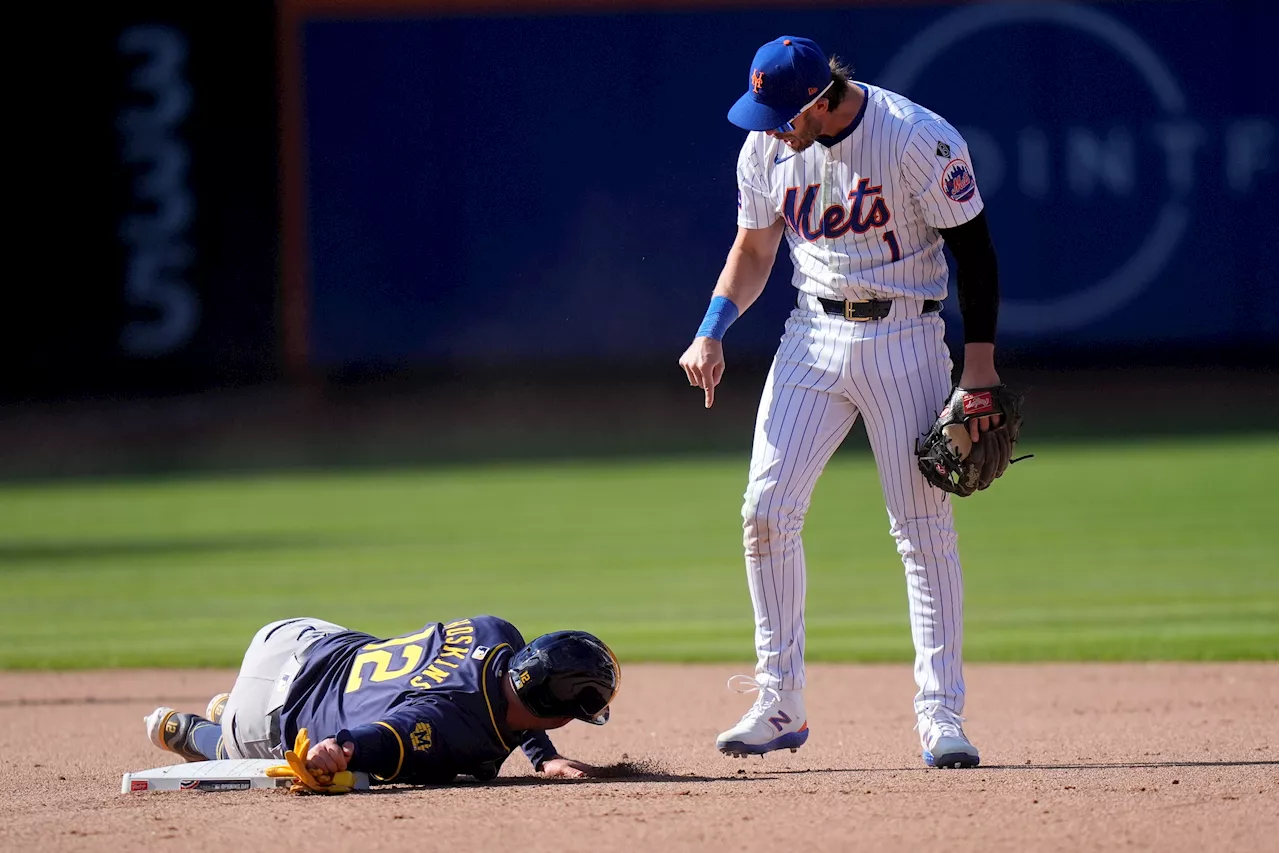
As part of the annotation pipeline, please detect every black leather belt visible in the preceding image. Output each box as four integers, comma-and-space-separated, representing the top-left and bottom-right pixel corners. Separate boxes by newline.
811, 296, 942, 321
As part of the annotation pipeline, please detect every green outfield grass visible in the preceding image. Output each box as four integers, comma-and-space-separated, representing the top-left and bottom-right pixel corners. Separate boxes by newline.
0, 435, 1275, 668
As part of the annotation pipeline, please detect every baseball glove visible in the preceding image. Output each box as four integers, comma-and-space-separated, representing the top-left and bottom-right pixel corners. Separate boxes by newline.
265, 728, 358, 795
915, 385, 1028, 497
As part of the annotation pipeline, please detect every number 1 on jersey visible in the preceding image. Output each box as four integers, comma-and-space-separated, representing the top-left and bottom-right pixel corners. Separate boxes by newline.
882, 230, 901, 263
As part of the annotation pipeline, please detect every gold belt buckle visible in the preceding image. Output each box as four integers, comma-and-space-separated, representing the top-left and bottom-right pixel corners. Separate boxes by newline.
844, 301, 870, 322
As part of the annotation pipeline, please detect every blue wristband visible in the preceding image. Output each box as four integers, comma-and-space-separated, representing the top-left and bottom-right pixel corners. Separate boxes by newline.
696, 295, 740, 341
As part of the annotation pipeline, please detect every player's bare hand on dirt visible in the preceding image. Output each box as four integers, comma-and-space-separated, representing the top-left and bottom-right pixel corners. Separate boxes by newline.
541, 757, 596, 779
307, 737, 354, 776
679, 337, 726, 409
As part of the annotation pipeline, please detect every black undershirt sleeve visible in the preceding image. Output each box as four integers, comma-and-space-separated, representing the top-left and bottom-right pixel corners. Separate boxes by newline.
937, 209, 999, 345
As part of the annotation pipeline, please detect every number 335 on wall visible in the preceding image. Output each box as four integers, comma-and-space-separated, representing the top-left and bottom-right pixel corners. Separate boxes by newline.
117, 25, 201, 357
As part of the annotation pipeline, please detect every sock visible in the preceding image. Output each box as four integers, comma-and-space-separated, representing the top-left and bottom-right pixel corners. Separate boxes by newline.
189, 720, 224, 760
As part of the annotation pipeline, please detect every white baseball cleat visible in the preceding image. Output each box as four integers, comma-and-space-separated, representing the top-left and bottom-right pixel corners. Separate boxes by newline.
205, 692, 230, 725
143, 706, 207, 762
917, 702, 980, 768
716, 674, 809, 756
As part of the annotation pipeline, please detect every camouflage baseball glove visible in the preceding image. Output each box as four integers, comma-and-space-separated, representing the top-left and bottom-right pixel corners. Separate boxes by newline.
915, 385, 1028, 497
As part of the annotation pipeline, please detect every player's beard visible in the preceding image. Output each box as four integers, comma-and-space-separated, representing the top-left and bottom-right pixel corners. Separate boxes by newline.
780, 113, 822, 151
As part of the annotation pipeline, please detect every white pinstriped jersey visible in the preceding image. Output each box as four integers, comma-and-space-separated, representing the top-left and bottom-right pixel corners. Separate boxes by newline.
736, 83, 984, 302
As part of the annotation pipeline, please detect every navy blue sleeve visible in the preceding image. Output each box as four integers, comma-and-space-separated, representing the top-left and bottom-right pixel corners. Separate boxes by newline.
335, 702, 454, 784
519, 731, 558, 771
335, 724, 402, 779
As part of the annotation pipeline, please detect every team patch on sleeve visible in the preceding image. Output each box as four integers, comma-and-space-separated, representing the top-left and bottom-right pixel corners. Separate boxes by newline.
410, 721, 434, 752
941, 159, 977, 203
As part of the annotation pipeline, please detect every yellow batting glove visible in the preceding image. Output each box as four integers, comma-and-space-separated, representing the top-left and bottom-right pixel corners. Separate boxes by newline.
264, 728, 357, 794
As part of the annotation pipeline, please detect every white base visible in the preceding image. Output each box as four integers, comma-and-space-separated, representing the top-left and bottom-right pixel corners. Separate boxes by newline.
121, 759, 371, 793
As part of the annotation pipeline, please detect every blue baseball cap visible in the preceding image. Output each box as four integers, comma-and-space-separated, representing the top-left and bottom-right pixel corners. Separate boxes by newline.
728, 36, 833, 132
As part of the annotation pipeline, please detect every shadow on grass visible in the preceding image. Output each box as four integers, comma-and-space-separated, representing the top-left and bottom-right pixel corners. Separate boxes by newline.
1, 366, 1275, 484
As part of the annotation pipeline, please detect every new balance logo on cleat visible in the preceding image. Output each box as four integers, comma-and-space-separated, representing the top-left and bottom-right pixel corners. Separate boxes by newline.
716, 676, 809, 756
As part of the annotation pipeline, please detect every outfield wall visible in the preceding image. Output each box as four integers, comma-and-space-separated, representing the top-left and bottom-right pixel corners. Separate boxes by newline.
16, 0, 1276, 402
285, 0, 1278, 373
22, 5, 279, 400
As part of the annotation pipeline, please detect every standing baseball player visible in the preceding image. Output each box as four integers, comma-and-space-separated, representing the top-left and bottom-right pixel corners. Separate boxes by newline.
143, 615, 620, 789
678, 35, 1017, 768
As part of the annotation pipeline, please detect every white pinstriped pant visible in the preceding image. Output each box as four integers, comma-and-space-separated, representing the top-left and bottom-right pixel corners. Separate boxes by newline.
742, 295, 965, 715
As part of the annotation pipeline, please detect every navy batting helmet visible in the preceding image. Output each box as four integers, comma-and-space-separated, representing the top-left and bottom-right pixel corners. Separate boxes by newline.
508, 631, 620, 725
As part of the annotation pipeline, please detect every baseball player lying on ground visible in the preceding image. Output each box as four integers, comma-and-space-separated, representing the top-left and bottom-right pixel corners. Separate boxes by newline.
144, 615, 620, 792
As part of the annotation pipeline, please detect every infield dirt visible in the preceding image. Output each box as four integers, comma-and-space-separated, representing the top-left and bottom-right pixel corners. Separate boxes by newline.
2, 663, 1275, 852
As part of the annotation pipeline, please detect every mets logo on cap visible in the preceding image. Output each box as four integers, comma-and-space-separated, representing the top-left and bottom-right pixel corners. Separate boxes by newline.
728, 36, 831, 132
942, 159, 977, 203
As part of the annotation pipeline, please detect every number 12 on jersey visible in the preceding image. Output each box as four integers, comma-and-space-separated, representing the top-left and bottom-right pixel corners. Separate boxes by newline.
345, 627, 435, 692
